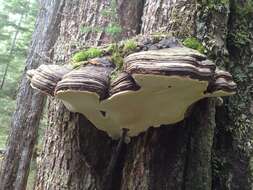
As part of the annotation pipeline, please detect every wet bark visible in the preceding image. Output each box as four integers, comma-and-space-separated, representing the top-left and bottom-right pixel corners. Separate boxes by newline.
33, 0, 253, 190
0, 1, 65, 190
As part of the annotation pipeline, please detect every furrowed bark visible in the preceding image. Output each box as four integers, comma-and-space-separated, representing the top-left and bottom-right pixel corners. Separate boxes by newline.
212, 0, 253, 189
35, 0, 144, 189
194, 0, 253, 188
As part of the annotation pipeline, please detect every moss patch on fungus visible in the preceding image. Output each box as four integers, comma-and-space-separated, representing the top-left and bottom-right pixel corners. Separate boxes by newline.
183, 37, 206, 54
72, 48, 103, 62
123, 39, 137, 53
110, 69, 120, 81
109, 40, 137, 78
111, 51, 124, 69
106, 44, 116, 54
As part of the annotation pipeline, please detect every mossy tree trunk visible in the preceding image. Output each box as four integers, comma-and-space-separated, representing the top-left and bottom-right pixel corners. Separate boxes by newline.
33, 0, 253, 189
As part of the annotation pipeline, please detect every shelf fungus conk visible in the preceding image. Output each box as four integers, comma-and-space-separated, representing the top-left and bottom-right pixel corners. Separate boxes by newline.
27, 46, 236, 139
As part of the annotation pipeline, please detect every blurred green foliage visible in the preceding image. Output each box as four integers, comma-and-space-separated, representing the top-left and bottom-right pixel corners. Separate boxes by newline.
0, 0, 39, 188
0, 0, 38, 149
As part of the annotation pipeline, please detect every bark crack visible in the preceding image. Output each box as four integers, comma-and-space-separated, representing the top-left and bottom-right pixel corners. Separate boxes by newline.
102, 129, 128, 190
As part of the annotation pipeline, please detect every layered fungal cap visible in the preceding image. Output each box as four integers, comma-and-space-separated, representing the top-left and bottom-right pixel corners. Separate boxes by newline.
27, 40, 236, 139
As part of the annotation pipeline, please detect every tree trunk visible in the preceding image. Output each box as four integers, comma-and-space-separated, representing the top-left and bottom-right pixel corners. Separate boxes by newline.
0, 1, 65, 190
32, 0, 253, 189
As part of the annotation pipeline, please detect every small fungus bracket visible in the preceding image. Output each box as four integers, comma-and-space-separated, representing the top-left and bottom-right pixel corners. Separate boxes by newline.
26, 36, 237, 139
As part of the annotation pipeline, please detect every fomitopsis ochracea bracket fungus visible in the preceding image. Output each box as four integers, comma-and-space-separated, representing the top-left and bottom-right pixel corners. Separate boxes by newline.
27, 36, 237, 139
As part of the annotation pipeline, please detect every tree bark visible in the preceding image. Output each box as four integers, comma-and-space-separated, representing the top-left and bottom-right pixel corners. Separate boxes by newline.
0, 1, 65, 190
213, 0, 253, 188
33, 0, 253, 189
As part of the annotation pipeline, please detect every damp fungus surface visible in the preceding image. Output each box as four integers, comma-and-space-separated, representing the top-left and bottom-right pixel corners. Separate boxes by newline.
27, 37, 237, 139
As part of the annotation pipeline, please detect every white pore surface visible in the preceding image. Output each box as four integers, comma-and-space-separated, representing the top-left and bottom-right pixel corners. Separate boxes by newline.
56, 74, 234, 139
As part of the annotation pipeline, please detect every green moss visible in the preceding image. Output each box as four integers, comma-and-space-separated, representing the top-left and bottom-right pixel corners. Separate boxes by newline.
72, 51, 87, 62
110, 69, 120, 81
106, 44, 116, 53
182, 37, 206, 54
111, 51, 124, 69
123, 39, 137, 53
72, 48, 103, 62
107, 43, 124, 81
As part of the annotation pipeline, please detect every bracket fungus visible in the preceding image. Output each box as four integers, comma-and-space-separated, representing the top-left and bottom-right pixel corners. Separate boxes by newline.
27, 37, 236, 139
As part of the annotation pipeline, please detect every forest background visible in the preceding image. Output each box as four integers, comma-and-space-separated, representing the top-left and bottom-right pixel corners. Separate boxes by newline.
0, 0, 41, 188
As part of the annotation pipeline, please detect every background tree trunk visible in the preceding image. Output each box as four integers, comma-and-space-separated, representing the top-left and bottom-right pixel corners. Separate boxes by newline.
0, 1, 65, 190
0, 13, 23, 90
32, 0, 253, 189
